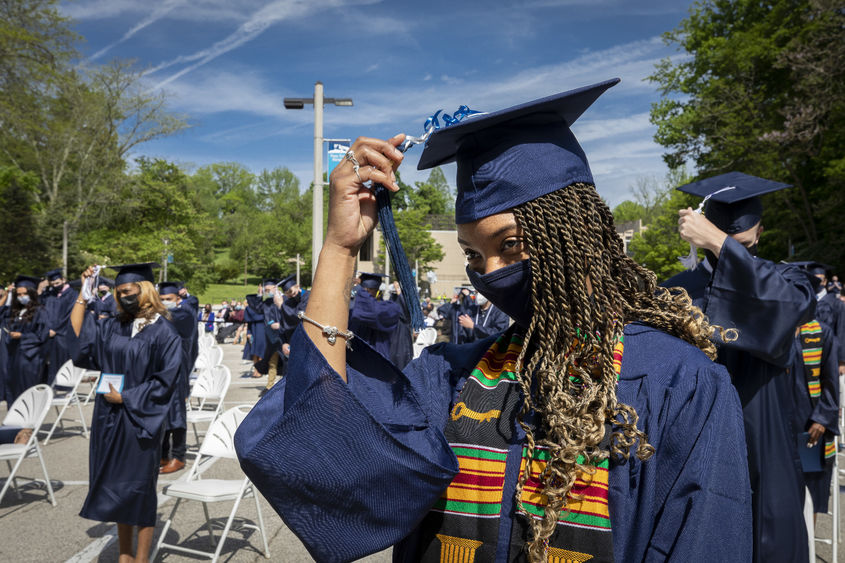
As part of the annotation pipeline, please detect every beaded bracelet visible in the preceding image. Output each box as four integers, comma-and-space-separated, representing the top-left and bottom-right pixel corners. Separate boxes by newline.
297, 311, 355, 349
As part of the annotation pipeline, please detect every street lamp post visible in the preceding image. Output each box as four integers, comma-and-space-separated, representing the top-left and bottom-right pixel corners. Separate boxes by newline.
284, 82, 353, 280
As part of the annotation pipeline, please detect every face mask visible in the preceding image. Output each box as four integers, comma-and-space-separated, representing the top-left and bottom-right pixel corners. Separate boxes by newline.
235, 305, 243, 310
476, 294, 489, 307
746, 244, 758, 257
119, 294, 141, 316
466, 259, 533, 328
286, 293, 300, 306
17, 295, 31, 306
162, 300, 177, 310
99, 290, 109, 297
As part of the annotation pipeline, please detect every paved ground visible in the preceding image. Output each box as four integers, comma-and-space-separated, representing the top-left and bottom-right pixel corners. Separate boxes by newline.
0, 341, 842, 562
0, 342, 391, 562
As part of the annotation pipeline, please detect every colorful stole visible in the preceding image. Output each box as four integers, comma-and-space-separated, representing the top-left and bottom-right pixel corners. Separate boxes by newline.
419, 331, 623, 562
798, 321, 836, 463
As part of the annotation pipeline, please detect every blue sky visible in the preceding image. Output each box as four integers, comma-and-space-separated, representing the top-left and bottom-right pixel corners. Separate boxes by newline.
59, 0, 692, 207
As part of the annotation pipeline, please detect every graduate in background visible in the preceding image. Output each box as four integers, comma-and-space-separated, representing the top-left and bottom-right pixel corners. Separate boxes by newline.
70, 263, 181, 563
256, 278, 283, 396
88, 277, 117, 319
42, 268, 78, 385
789, 290, 840, 525
275, 274, 309, 382
3, 275, 50, 405
662, 172, 816, 563
437, 287, 477, 344
176, 282, 199, 313
795, 262, 845, 377
348, 273, 400, 359
458, 293, 511, 342
243, 289, 267, 377
158, 281, 198, 475
237, 79, 752, 562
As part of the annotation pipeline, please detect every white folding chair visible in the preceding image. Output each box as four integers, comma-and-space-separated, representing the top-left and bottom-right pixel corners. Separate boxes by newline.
41, 361, 89, 444
187, 365, 232, 451
413, 327, 438, 359
0, 384, 56, 506
152, 406, 269, 562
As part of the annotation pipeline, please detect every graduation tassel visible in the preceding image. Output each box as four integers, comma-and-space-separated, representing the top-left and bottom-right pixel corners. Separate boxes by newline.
373, 183, 425, 330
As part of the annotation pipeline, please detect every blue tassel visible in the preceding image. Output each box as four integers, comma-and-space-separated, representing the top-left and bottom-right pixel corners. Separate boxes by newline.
373, 184, 425, 330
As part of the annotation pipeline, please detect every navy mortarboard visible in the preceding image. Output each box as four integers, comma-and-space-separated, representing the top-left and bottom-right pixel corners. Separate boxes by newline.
98, 277, 114, 288
14, 275, 40, 290
791, 261, 830, 277
108, 263, 160, 285
69, 279, 82, 290
279, 275, 297, 292
677, 172, 791, 234
262, 278, 278, 287
158, 281, 180, 295
359, 272, 387, 289
418, 78, 619, 224
45, 268, 63, 281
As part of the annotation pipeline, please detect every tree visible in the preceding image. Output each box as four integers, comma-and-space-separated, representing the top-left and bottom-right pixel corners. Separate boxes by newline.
612, 200, 647, 224
0, 165, 50, 280
650, 0, 844, 269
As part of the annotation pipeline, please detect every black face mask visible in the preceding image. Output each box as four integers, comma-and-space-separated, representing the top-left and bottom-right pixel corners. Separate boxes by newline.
119, 294, 141, 316
286, 292, 300, 306
466, 259, 533, 328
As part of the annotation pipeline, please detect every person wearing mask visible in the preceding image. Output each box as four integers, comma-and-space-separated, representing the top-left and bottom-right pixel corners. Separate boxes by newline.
274, 274, 310, 384
3, 276, 50, 405
348, 273, 400, 359
458, 293, 511, 342
200, 304, 215, 333
88, 277, 117, 320
795, 262, 845, 377
438, 287, 477, 344
70, 263, 181, 563
243, 289, 267, 377
662, 172, 816, 563
236, 80, 752, 561
158, 281, 198, 475
42, 268, 78, 385
256, 279, 283, 396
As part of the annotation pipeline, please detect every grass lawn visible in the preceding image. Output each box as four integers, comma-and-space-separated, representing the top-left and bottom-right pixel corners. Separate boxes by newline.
196, 282, 256, 305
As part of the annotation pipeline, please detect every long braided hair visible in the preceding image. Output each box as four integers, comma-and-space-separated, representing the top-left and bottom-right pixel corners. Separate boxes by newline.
509, 183, 724, 560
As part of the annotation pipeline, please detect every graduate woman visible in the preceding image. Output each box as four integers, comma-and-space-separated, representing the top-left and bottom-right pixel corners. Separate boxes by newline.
236, 80, 753, 562
3, 275, 50, 405
69, 263, 181, 563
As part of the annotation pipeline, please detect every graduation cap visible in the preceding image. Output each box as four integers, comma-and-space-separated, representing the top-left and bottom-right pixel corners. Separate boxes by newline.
677, 172, 792, 234
261, 278, 278, 287
279, 274, 297, 292
158, 281, 180, 295
418, 78, 620, 224
107, 263, 160, 285
359, 272, 387, 289
68, 279, 82, 290
45, 268, 63, 281
14, 275, 40, 290
97, 277, 114, 288
790, 261, 830, 292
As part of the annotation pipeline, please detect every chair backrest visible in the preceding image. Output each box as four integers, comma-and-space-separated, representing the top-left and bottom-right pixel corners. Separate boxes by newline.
198, 405, 250, 459
3, 384, 53, 428
416, 327, 437, 346
209, 365, 231, 399
52, 360, 79, 388
190, 368, 216, 401
210, 346, 224, 367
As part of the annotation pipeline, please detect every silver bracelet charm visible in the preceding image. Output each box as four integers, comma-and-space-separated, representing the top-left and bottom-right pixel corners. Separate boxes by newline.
297, 311, 355, 349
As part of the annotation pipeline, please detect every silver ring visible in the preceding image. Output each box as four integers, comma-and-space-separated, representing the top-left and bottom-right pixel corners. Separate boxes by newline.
344, 150, 362, 182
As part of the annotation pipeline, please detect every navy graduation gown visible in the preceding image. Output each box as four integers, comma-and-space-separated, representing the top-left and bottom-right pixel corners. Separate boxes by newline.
4, 307, 50, 405
0, 305, 8, 404
44, 286, 78, 385
816, 292, 845, 364
235, 322, 751, 562
468, 303, 511, 342
89, 294, 117, 319
437, 294, 478, 344
663, 237, 815, 563
165, 306, 198, 430
68, 315, 181, 527
280, 290, 309, 345
349, 287, 401, 359
790, 321, 840, 437
243, 294, 266, 360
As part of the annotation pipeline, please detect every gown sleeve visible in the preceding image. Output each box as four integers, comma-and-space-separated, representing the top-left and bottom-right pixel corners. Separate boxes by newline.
119, 323, 182, 440
810, 324, 840, 434
611, 327, 752, 561
704, 237, 816, 367
235, 324, 460, 562
17, 308, 50, 361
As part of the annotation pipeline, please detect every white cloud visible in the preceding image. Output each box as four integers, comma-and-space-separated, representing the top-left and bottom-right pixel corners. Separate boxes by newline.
89, 0, 186, 60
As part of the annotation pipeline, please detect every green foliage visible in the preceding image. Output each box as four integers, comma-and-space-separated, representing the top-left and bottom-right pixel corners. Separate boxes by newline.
628, 189, 701, 282
0, 165, 49, 281
612, 200, 646, 224
650, 0, 845, 270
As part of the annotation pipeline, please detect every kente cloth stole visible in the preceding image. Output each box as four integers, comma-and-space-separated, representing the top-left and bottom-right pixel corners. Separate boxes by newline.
417, 331, 623, 562
799, 321, 835, 462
